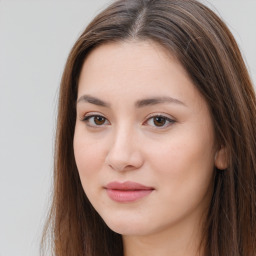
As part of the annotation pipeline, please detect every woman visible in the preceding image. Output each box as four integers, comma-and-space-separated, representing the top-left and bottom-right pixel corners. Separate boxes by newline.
41, 0, 256, 255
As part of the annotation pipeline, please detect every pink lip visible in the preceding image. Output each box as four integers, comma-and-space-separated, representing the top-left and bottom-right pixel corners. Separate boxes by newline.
105, 181, 154, 203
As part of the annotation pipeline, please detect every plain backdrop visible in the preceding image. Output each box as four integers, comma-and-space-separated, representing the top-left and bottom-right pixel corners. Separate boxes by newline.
0, 1, 255, 255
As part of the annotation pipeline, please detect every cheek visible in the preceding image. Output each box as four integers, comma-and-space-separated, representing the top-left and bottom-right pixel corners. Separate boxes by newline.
146, 129, 215, 199
73, 128, 106, 182
73, 127, 113, 213
149, 135, 213, 170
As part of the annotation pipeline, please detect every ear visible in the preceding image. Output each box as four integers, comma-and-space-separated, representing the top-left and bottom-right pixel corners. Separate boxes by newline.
214, 146, 228, 170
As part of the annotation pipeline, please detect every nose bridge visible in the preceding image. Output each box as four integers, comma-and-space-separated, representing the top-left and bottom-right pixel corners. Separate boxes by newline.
114, 122, 133, 147
106, 122, 143, 171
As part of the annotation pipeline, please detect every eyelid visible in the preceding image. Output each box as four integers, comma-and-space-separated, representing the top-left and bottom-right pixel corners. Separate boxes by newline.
80, 111, 106, 120
80, 112, 110, 127
145, 112, 175, 120
143, 113, 176, 128
79, 112, 175, 128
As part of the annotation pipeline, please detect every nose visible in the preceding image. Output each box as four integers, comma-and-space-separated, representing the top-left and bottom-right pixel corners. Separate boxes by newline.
105, 126, 144, 172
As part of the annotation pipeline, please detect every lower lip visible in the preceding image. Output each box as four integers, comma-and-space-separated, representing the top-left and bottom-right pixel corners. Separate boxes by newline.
106, 189, 153, 202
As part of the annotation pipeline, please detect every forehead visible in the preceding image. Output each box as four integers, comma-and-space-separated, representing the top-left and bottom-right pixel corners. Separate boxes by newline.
80, 40, 174, 71
77, 40, 203, 108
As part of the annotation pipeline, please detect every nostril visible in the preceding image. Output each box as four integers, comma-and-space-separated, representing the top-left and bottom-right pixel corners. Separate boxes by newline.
105, 155, 143, 172
105, 139, 144, 171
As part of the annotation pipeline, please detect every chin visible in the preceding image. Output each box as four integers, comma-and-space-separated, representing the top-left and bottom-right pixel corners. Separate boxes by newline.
108, 224, 149, 236
102, 215, 154, 236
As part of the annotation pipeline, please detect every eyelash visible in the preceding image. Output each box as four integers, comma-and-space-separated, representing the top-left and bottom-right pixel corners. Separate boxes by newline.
81, 113, 175, 129
144, 114, 175, 128
82, 114, 110, 127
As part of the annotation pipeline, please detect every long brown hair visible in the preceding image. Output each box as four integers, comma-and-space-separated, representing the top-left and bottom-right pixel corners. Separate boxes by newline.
41, 0, 256, 255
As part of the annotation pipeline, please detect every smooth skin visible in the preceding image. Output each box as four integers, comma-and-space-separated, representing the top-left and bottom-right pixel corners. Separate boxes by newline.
73, 40, 227, 256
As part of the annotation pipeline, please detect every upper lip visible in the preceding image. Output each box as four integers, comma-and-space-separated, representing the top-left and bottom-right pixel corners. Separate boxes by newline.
105, 181, 154, 191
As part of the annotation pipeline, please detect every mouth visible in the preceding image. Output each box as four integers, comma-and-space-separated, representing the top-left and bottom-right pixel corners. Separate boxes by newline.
104, 181, 154, 203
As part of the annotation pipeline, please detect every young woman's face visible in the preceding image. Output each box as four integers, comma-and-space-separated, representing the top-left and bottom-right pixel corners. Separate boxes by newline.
74, 41, 221, 237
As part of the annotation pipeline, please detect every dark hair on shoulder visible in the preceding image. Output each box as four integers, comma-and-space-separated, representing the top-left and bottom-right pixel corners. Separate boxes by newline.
41, 0, 256, 255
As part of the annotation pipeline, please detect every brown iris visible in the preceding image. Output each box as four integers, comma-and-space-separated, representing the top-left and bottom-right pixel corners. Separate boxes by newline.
153, 116, 167, 127
94, 116, 106, 125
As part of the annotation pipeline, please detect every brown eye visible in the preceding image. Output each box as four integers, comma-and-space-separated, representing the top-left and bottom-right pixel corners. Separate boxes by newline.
94, 116, 106, 125
83, 114, 109, 127
145, 115, 175, 128
153, 116, 167, 127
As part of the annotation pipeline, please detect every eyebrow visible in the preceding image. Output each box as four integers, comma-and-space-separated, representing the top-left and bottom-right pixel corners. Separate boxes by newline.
135, 96, 186, 108
77, 95, 186, 108
77, 95, 111, 107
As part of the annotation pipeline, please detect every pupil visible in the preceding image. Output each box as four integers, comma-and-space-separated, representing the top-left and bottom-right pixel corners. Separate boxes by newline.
95, 116, 105, 125
154, 117, 166, 126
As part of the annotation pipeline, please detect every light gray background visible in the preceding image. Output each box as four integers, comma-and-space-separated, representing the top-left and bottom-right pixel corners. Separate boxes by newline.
0, 1, 255, 256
